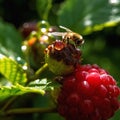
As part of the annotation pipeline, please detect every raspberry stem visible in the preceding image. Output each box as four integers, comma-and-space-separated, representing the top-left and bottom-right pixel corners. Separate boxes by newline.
35, 63, 48, 78
4, 107, 56, 116
29, 63, 48, 81
1, 96, 18, 111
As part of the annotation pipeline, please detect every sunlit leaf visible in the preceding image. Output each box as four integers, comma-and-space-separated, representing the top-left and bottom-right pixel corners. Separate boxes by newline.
0, 54, 27, 85
0, 84, 45, 101
58, 0, 120, 34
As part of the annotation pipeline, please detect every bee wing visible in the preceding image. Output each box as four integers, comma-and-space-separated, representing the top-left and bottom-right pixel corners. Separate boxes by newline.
59, 25, 72, 32
49, 32, 66, 37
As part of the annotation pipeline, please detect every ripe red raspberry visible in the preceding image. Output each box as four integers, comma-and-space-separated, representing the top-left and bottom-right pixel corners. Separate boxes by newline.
57, 64, 120, 120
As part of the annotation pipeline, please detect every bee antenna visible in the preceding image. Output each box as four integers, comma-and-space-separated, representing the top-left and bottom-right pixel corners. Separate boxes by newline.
59, 25, 72, 32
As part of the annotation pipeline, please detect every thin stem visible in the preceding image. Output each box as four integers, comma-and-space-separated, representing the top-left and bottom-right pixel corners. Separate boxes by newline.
35, 63, 48, 77
43, 0, 52, 20
29, 63, 48, 81
5, 107, 56, 115
1, 96, 18, 111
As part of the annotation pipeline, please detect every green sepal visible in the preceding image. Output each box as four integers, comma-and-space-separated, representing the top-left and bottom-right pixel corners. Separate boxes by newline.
45, 54, 74, 75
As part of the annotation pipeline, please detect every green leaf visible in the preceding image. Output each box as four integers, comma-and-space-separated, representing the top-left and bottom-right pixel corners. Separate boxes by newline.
0, 19, 23, 58
58, 0, 120, 34
0, 84, 45, 101
36, 0, 52, 20
28, 78, 49, 90
0, 54, 27, 85
29, 78, 61, 91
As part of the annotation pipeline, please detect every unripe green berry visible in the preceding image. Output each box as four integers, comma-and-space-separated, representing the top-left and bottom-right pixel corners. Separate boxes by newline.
45, 40, 82, 75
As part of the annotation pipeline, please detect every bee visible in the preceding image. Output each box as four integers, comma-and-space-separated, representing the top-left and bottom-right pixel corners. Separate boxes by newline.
49, 26, 84, 46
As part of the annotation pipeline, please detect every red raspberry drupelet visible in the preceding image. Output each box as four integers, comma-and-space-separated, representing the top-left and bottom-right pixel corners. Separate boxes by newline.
57, 64, 120, 120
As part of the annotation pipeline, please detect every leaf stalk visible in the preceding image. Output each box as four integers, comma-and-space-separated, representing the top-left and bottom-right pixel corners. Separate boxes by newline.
5, 107, 56, 115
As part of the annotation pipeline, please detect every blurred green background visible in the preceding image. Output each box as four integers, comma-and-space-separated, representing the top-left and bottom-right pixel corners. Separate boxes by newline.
0, 0, 120, 120
0, 0, 120, 84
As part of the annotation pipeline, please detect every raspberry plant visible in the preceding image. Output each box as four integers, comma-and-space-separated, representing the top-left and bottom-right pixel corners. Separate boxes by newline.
0, 20, 119, 120
0, 0, 120, 120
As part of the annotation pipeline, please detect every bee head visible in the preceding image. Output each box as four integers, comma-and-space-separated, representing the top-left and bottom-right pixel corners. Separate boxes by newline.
73, 33, 84, 46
